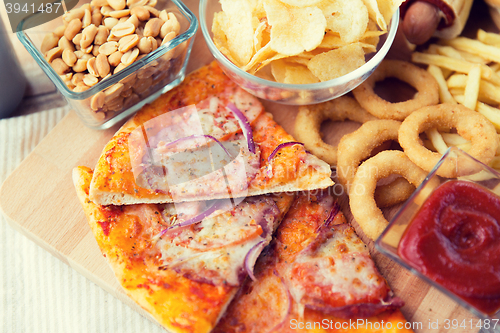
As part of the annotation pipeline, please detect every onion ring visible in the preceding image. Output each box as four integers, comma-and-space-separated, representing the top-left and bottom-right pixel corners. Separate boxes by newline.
352, 60, 439, 120
399, 103, 499, 178
337, 119, 416, 208
349, 151, 436, 240
294, 96, 377, 166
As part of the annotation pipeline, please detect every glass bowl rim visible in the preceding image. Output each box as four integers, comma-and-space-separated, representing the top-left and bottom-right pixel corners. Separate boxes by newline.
17, 0, 198, 100
199, 0, 399, 90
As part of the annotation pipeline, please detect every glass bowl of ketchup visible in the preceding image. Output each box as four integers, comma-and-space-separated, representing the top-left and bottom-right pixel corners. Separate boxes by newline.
376, 147, 500, 320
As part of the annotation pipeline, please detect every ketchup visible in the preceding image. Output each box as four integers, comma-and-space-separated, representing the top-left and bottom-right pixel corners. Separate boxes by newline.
398, 180, 500, 315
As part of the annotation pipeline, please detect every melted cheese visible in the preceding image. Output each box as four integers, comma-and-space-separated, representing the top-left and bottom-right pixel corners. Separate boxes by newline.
157, 197, 279, 286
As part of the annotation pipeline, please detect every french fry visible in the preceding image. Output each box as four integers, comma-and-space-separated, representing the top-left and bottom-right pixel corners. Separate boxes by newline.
447, 75, 500, 105
445, 37, 500, 63
427, 65, 457, 104
477, 29, 500, 47
456, 49, 490, 65
477, 102, 500, 131
411, 52, 493, 80
435, 45, 465, 60
441, 133, 470, 146
463, 64, 481, 110
425, 128, 448, 155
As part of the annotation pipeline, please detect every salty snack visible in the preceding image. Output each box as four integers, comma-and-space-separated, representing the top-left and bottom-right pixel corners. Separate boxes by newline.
211, 0, 403, 84
349, 151, 435, 240
73, 166, 294, 333
89, 62, 333, 205
214, 191, 409, 332
337, 120, 415, 207
400, 0, 474, 44
294, 96, 376, 166
352, 59, 440, 120
399, 104, 499, 178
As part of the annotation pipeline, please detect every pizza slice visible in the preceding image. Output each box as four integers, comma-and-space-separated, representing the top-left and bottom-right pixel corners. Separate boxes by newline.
214, 191, 411, 333
89, 61, 333, 206
73, 166, 295, 333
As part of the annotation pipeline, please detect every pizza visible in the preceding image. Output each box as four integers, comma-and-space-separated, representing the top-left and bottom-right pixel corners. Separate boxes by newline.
89, 61, 333, 206
214, 191, 411, 333
73, 166, 295, 333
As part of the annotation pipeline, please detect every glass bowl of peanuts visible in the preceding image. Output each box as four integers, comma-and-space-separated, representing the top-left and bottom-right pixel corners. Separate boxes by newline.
17, 0, 197, 129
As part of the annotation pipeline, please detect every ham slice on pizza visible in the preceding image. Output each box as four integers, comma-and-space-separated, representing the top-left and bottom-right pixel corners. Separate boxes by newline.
89, 62, 333, 206
214, 191, 412, 333
73, 166, 295, 333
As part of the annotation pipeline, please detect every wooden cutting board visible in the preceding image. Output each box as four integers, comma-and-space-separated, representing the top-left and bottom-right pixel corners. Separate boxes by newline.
0, 0, 483, 332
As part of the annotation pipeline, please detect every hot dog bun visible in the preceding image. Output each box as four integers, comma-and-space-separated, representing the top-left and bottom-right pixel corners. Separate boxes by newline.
433, 0, 474, 39
485, 0, 500, 30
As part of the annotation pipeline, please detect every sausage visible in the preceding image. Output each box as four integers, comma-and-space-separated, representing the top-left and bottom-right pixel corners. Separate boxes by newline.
402, 1, 441, 45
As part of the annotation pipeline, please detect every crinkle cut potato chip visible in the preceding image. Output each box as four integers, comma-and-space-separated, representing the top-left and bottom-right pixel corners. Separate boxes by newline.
318, 0, 369, 44
308, 44, 366, 82
265, 0, 326, 56
219, 0, 255, 66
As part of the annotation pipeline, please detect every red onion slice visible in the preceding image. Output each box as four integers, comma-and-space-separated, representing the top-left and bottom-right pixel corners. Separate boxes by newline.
267, 142, 304, 162
244, 240, 267, 281
158, 134, 233, 158
226, 103, 256, 154
156, 200, 224, 238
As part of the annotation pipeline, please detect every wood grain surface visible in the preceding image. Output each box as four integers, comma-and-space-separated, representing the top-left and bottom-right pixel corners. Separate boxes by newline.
1, 0, 494, 332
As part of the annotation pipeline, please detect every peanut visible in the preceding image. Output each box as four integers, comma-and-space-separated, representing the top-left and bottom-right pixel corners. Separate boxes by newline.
92, 46, 100, 56
109, 9, 130, 18
160, 13, 180, 38
144, 18, 162, 37
94, 26, 109, 45
90, 91, 106, 110
108, 51, 124, 67
71, 73, 85, 86
127, 14, 140, 28
114, 62, 128, 74
58, 36, 75, 52
99, 41, 119, 55
161, 31, 176, 46
106, 96, 124, 111
91, 0, 108, 7
127, 0, 148, 8
124, 93, 140, 107
133, 76, 153, 95
74, 50, 85, 59
137, 36, 156, 54
100, 5, 114, 16
63, 8, 85, 24
54, 25, 66, 38
137, 65, 156, 79
83, 74, 99, 86
82, 8, 92, 28
130, 6, 150, 21
119, 34, 139, 52
144, 5, 159, 17
96, 54, 111, 77
111, 22, 135, 38
65, 19, 82, 41
62, 49, 77, 67
147, 0, 157, 7
45, 46, 63, 62
87, 57, 99, 77
73, 58, 89, 72
103, 17, 119, 29
60, 72, 73, 83
92, 8, 103, 26
41, 33, 60, 54
121, 87, 133, 98
104, 83, 124, 102
81, 24, 99, 49
108, 0, 126, 10
73, 84, 90, 92
121, 47, 139, 66
52, 58, 70, 75
72, 33, 82, 45
82, 44, 94, 54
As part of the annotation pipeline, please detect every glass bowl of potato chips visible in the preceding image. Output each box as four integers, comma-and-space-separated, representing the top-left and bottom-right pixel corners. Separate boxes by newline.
200, 0, 399, 105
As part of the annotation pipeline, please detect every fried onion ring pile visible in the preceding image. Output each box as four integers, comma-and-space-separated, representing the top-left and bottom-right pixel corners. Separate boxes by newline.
337, 120, 415, 208
294, 96, 376, 166
352, 60, 439, 120
399, 104, 499, 178
349, 151, 439, 240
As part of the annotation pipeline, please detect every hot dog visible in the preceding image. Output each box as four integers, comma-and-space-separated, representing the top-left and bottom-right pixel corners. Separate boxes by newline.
401, 0, 474, 44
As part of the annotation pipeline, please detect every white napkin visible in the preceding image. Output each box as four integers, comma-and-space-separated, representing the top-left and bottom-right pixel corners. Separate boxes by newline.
0, 107, 165, 333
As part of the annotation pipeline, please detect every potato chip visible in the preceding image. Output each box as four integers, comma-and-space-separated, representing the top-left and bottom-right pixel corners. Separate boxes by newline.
307, 44, 366, 82
377, 0, 404, 29
212, 12, 241, 66
284, 64, 320, 84
271, 59, 288, 83
279, 0, 323, 7
219, 0, 256, 66
318, 0, 368, 44
361, 0, 387, 30
264, 0, 326, 56
253, 21, 269, 53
